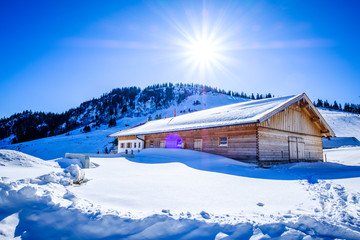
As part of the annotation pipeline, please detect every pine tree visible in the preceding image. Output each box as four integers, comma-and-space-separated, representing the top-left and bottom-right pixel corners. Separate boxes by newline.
324, 100, 330, 108
83, 125, 91, 133
316, 99, 324, 107
108, 117, 117, 127
121, 105, 127, 114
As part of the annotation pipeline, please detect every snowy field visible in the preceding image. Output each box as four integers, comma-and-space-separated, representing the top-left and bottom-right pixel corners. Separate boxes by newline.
1, 147, 360, 239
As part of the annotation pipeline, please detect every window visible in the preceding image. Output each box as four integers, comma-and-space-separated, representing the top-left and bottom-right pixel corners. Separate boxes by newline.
134, 142, 137, 148
150, 141, 154, 148
127, 142, 132, 148
120, 143, 124, 148
138, 142, 141, 148
219, 137, 228, 146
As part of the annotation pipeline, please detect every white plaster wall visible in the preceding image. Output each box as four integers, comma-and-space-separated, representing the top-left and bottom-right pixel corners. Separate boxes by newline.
118, 139, 144, 153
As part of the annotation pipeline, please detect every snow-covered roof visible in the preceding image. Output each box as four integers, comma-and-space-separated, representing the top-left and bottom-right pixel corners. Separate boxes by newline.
110, 93, 334, 137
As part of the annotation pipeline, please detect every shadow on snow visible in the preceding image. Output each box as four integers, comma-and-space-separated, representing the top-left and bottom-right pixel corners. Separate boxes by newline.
124, 148, 360, 182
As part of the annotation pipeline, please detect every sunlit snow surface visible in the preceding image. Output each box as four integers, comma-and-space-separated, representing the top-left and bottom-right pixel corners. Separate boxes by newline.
1, 148, 360, 239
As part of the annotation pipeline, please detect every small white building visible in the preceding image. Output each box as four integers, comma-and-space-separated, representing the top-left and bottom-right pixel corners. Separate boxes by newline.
116, 135, 145, 154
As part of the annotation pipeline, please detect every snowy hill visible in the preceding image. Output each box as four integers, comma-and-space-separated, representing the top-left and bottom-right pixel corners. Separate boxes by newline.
0, 83, 254, 145
319, 108, 360, 140
1, 92, 246, 159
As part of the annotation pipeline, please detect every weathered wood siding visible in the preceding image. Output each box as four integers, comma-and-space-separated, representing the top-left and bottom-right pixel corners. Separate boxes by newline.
259, 103, 321, 136
257, 127, 323, 163
118, 135, 137, 141
145, 124, 258, 162
257, 102, 324, 163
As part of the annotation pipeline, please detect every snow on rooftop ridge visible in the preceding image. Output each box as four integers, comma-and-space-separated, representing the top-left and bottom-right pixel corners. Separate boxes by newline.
110, 94, 302, 137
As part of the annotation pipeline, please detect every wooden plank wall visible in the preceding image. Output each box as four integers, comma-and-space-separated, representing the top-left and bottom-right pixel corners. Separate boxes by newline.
257, 102, 324, 163
118, 135, 137, 141
145, 124, 258, 162
259, 103, 321, 136
258, 127, 323, 163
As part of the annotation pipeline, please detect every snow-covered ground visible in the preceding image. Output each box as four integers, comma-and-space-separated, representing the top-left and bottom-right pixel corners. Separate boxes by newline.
1, 147, 360, 239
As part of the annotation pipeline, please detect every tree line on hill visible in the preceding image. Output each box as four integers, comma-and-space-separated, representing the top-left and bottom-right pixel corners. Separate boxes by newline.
3, 82, 357, 144
314, 99, 360, 114
0, 83, 275, 144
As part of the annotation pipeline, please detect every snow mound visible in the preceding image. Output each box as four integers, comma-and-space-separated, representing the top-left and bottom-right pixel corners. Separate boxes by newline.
0, 212, 21, 240
35, 164, 86, 186
0, 150, 62, 181
66, 164, 86, 184
0, 149, 57, 168
55, 157, 82, 168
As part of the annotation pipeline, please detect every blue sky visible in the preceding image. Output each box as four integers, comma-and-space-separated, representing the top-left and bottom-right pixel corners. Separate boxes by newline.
1, 0, 360, 118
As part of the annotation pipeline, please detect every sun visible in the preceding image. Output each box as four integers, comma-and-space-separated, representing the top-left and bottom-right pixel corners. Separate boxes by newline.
165, 6, 234, 76
187, 38, 217, 64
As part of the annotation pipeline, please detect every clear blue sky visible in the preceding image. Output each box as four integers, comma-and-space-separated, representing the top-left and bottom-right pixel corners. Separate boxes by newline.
1, 0, 360, 118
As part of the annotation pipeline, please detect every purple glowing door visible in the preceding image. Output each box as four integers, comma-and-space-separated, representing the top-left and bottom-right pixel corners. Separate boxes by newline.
165, 134, 183, 149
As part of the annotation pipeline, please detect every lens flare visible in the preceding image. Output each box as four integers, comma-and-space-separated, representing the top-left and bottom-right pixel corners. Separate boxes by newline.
187, 38, 217, 64
155, 3, 238, 83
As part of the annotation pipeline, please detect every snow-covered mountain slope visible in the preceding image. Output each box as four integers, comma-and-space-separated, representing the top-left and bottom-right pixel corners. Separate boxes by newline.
0, 83, 253, 145
319, 108, 360, 139
1, 93, 246, 159
0, 117, 145, 160
1, 148, 360, 239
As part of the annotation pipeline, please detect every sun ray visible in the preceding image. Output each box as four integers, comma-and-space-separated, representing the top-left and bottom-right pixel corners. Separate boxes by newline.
149, 1, 247, 86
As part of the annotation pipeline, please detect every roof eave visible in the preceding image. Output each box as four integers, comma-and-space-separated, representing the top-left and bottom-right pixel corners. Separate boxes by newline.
113, 119, 259, 137
302, 94, 335, 137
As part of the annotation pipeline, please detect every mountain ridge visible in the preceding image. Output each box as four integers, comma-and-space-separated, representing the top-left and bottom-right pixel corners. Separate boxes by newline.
0, 83, 272, 144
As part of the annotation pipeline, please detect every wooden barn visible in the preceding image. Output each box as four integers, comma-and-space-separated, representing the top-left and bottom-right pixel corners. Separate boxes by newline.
109, 93, 335, 165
